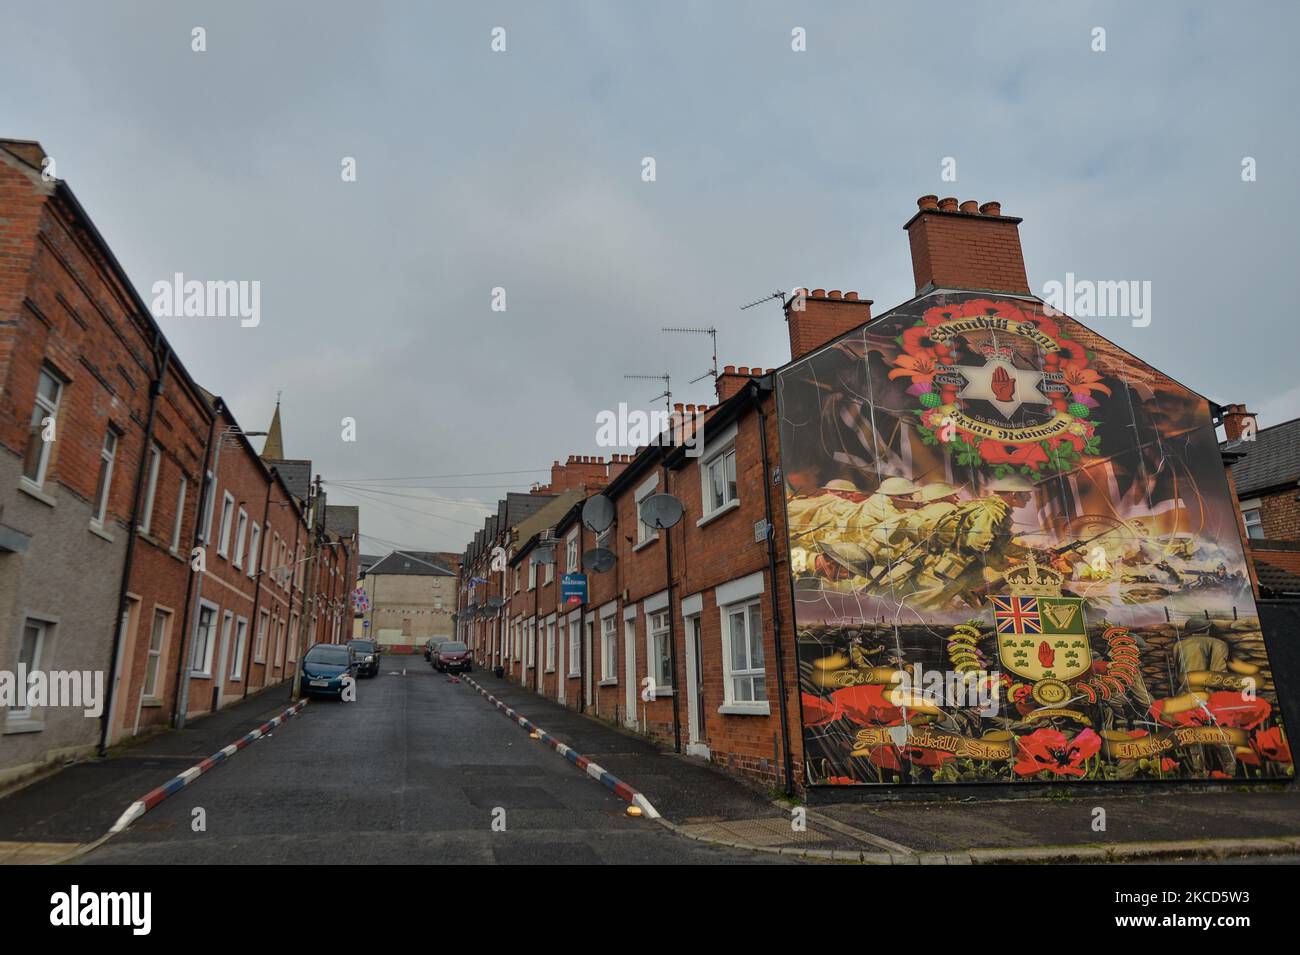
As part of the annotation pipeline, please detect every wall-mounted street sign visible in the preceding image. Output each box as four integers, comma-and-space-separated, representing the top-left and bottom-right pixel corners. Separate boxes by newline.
561, 573, 588, 607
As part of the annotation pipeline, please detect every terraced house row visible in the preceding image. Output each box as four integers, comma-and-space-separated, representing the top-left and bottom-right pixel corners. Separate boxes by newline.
0, 139, 359, 786
458, 194, 1292, 793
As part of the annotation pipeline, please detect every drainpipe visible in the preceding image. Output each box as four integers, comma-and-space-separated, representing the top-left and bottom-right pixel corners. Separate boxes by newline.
171, 401, 221, 729
757, 394, 795, 796
99, 341, 170, 756
241, 469, 275, 697
663, 462, 682, 754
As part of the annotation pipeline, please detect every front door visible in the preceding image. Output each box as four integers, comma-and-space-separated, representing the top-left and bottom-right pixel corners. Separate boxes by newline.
684, 615, 708, 756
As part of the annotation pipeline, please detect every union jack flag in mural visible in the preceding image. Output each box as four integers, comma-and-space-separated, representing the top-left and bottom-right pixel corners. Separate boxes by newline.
992, 595, 1041, 634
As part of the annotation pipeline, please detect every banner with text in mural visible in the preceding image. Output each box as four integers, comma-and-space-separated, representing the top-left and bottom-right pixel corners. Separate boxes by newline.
775, 292, 1292, 786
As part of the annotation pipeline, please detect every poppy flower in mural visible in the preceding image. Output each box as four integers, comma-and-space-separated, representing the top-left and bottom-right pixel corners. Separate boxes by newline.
1150, 692, 1271, 730
831, 683, 903, 726
863, 745, 903, 771
905, 746, 956, 768
978, 439, 1050, 469
1160, 757, 1179, 773
1251, 726, 1292, 764
1013, 727, 1102, 778
802, 692, 841, 727
823, 775, 858, 785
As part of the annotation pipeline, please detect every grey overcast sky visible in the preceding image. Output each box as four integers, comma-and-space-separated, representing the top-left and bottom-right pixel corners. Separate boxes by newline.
4, 1, 1298, 555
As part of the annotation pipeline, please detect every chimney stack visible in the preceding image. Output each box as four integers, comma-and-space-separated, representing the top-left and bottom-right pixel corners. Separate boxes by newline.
783, 289, 873, 362
715, 365, 770, 402
1222, 403, 1256, 442
904, 196, 1029, 295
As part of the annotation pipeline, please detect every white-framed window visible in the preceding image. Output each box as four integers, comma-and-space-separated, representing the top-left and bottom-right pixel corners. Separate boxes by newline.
274, 617, 285, 667
514, 567, 520, 593
635, 474, 660, 546
601, 613, 618, 682
1242, 500, 1264, 539
723, 600, 766, 705
648, 609, 672, 690
218, 611, 234, 680
544, 555, 554, 585
22, 369, 63, 488
255, 610, 269, 663
217, 492, 235, 557
288, 613, 299, 662
566, 528, 579, 573
247, 522, 261, 577
545, 618, 556, 672
9, 618, 49, 719
569, 617, 581, 677
139, 444, 162, 534
171, 475, 187, 553
528, 558, 537, 590
232, 509, 248, 568
143, 609, 169, 700
270, 531, 281, 585
702, 445, 738, 516
191, 602, 218, 676
229, 616, 248, 681
91, 428, 119, 527
200, 470, 216, 543
526, 619, 536, 668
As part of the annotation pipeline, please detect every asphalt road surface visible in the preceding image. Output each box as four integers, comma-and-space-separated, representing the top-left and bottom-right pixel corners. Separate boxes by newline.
79, 663, 785, 865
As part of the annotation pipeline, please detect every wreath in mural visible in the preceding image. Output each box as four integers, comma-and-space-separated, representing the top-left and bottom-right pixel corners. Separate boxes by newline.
887, 298, 1108, 479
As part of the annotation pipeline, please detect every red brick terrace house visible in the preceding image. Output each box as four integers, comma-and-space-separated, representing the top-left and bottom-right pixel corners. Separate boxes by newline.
1222, 410, 1300, 598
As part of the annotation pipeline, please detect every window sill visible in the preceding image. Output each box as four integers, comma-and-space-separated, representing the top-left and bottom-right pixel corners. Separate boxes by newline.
567, 671, 580, 679
189, 671, 211, 680
653, 687, 674, 697
88, 521, 115, 543
598, 677, 618, 687
718, 701, 770, 716
632, 535, 659, 553
18, 479, 57, 508
545, 666, 555, 674
3, 718, 44, 734
697, 497, 741, 528
141, 698, 162, 708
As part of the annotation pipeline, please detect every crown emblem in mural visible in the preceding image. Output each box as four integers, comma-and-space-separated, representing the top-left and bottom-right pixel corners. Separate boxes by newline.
1005, 554, 1064, 598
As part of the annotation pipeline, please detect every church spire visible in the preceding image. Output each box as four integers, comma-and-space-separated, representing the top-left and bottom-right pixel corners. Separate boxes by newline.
262, 395, 284, 460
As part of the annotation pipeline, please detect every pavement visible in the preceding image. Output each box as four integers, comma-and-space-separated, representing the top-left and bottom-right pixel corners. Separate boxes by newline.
1, 657, 1295, 865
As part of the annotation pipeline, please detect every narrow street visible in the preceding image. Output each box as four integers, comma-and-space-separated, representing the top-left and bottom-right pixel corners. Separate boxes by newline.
78, 664, 786, 865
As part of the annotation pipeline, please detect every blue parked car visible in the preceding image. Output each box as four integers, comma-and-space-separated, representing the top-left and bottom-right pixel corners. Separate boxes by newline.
300, 643, 357, 698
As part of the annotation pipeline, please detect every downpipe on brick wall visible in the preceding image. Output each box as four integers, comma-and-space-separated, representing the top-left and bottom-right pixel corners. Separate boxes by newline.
757, 391, 795, 797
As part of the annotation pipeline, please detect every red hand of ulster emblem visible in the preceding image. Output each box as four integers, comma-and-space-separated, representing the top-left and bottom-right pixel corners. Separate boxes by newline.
992, 365, 1015, 402
1037, 640, 1055, 667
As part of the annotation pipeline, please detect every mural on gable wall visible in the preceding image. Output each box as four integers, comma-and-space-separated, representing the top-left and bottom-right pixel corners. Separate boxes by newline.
775, 292, 1292, 785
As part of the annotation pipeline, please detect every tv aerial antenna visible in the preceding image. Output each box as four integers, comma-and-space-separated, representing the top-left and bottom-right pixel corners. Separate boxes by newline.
662, 326, 717, 386
740, 290, 789, 311
624, 373, 672, 413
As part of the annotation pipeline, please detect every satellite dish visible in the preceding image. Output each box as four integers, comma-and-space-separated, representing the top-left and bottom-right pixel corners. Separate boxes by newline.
582, 495, 615, 534
533, 545, 556, 565
583, 547, 617, 573
487, 596, 504, 609
640, 493, 684, 529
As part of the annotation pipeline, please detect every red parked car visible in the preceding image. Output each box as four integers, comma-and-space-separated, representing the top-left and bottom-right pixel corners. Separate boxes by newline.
433, 640, 472, 673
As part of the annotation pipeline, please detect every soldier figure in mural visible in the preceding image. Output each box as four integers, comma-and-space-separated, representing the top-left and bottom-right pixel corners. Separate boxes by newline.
779, 293, 1291, 786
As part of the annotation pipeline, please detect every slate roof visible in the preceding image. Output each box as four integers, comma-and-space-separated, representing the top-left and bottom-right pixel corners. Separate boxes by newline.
1255, 560, 1300, 598
367, 551, 456, 577
266, 458, 312, 502
1222, 417, 1300, 497
359, 554, 383, 573
325, 504, 359, 539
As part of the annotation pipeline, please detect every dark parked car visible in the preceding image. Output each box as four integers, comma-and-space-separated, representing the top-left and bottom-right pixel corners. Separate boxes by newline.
300, 643, 357, 698
423, 638, 443, 662
347, 639, 380, 677
433, 640, 472, 673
